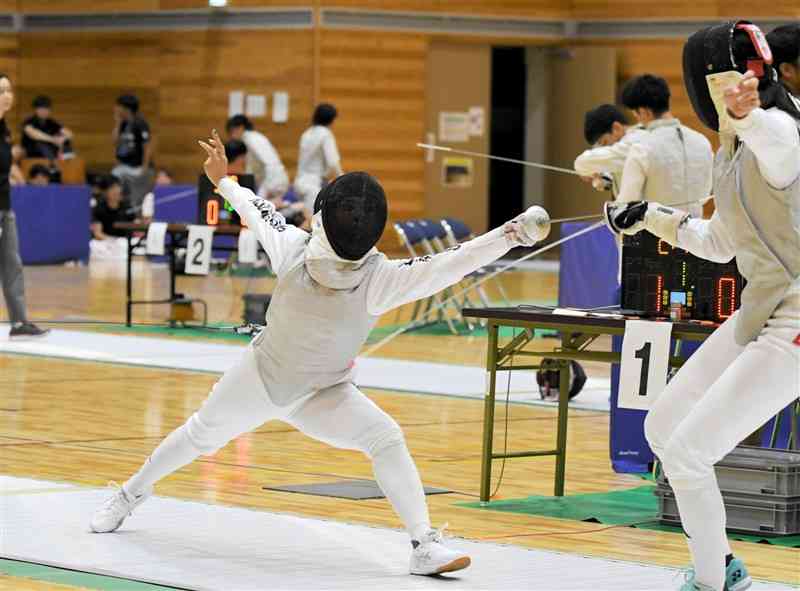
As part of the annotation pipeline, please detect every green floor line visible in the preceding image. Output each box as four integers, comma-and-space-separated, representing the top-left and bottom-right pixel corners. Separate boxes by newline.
0, 558, 184, 591
457, 485, 800, 548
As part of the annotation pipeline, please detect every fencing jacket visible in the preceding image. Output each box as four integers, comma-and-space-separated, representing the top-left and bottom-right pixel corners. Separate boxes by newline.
242, 130, 289, 198
574, 125, 648, 197
674, 106, 800, 345
217, 177, 512, 405
617, 118, 712, 218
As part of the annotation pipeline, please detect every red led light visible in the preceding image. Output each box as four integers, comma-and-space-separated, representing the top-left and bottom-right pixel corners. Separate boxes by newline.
717, 277, 736, 319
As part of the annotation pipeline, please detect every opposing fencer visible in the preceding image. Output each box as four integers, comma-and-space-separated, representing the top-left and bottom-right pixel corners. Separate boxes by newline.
90, 129, 551, 576
605, 21, 800, 591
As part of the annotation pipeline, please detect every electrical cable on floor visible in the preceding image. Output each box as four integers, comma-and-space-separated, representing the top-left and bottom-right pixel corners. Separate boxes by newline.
489, 327, 517, 500
480, 520, 662, 541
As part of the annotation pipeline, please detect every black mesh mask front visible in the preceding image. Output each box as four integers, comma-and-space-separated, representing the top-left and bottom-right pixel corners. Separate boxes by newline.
313, 172, 388, 261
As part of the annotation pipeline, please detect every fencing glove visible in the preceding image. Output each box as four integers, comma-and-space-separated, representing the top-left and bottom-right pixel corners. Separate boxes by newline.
604, 201, 690, 245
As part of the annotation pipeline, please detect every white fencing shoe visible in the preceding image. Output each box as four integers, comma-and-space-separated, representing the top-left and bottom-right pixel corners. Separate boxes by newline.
90, 482, 152, 533
410, 525, 471, 576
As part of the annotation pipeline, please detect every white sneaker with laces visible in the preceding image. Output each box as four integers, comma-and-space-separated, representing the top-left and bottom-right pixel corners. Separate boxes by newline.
410, 525, 471, 576
90, 482, 152, 533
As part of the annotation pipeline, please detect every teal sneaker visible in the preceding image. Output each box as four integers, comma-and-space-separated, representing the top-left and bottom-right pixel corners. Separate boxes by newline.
678, 558, 752, 591
725, 557, 752, 591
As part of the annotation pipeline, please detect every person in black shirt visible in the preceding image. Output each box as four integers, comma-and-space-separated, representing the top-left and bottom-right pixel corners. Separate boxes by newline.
21, 95, 74, 160
112, 94, 153, 209
0, 74, 48, 338
91, 175, 135, 240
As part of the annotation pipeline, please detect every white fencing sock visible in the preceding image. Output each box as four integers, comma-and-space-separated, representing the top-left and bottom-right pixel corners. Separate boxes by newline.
124, 425, 202, 496
371, 442, 431, 542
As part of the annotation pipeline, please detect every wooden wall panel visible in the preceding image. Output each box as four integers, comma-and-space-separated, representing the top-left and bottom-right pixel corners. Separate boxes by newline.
0, 0, 16, 11
157, 29, 313, 183
320, 30, 427, 229
21, 1, 159, 12
160, 0, 309, 8
571, 1, 719, 19
16, 32, 160, 174
323, 0, 568, 18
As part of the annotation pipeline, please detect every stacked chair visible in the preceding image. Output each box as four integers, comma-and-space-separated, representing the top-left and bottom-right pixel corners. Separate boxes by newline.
392, 217, 510, 334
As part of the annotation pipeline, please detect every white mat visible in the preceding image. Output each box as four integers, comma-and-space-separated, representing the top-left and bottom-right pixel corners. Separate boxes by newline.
0, 328, 611, 411
2, 477, 792, 591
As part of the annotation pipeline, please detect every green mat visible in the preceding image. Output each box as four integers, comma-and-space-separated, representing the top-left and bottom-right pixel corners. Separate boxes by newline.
458, 485, 800, 548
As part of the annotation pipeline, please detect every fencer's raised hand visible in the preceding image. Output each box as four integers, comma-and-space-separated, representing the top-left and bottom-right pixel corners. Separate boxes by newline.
504, 205, 551, 246
723, 70, 761, 120
604, 201, 648, 236
198, 129, 228, 187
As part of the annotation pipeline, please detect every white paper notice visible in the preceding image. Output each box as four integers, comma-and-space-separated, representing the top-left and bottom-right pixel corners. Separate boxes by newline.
184, 225, 215, 276
145, 222, 167, 256
228, 91, 245, 118
438, 112, 470, 143
245, 94, 267, 118
468, 106, 485, 137
237, 228, 258, 264
272, 91, 289, 123
618, 320, 673, 411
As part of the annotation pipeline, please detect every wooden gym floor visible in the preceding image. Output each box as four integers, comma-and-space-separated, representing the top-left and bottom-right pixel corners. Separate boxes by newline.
1, 262, 797, 590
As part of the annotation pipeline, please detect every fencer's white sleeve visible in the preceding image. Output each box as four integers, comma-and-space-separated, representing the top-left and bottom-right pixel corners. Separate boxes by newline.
322, 130, 342, 176
730, 107, 800, 189
615, 143, 649, 203
675, 211, 736, 264
573, 140, 633, 177
217, 177, 307, 275
365, 227, 511, 316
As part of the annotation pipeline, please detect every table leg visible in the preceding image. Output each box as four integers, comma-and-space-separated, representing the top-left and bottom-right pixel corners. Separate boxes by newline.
554, 358, 571, 496
126, 233, 133, 327
480, 322, 499, 503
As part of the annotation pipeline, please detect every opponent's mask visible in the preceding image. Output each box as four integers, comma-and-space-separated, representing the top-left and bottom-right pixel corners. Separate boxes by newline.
313, 171, 388, 261
683, 21, 775, 133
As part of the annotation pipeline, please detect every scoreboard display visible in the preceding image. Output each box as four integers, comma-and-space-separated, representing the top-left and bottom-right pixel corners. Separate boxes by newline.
621, 231, 745, 322
197, 173, 256, 227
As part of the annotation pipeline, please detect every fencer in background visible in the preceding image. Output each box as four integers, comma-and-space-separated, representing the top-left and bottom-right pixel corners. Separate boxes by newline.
606, 21, 800, 591
90, 129, 552, 577
767, 24, 800, 97
615, 74, 711, 218
294, 103, 343, 211
574, 103, 647, 195
226, 114, 289, 200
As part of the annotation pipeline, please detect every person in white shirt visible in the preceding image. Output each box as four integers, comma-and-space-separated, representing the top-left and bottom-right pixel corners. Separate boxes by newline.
615, 75, 712, 218
574, 104, 648, 195
226, 114, 289, 200
295, 103, 343, 211
767, 24, 800, 97
606, 21, 800, 591
89, 129, 553, 577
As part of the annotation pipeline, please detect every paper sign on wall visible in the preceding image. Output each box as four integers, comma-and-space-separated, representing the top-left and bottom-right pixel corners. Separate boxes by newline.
185, 225, 216, 276
468, 106, 485, 137
245, 94, 267, 118
228, 91, 244, 117
145, 222, 167, 256
238, 228, 258, 264
442, 157, 473, 188
618, 320, 673, 411
438, 112, 470, 143
273, 91, 289, 123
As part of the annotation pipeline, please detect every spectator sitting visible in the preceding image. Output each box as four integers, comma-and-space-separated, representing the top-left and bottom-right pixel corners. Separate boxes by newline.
226, 114, 289, 200
154, 167, 173, 186
22, 95, 74, 160
10, 145, 24, 186
28, 163, 50, 186
91, 175, 136, 240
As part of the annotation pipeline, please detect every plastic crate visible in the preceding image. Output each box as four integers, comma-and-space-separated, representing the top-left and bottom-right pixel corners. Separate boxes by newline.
656, 487, 800, 536
656, 446, 800, 499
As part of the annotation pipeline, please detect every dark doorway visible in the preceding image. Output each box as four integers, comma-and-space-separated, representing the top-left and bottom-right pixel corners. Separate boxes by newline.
489, 46, 526, 229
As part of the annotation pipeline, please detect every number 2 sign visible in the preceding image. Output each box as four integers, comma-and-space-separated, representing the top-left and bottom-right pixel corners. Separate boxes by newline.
185, 225, 215, 275
618, 320, 673, 411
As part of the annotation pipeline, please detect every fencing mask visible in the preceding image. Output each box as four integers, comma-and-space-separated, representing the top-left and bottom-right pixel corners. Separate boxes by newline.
683, 21, 799, 134
313, 172, 388, 261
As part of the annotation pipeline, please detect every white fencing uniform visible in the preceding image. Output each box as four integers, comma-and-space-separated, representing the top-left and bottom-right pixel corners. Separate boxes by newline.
124, 177, 525, 542
241, 129, 289, 199
644, 106, 800, 590
616, 119, 711, 218
294, 125, 341, 210
574, 125, 647, 195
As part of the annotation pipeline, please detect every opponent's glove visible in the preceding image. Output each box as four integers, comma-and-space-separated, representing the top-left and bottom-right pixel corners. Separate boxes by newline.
592, 172, 614, 192
505, 205, 551, 246
604, 201, 690, 244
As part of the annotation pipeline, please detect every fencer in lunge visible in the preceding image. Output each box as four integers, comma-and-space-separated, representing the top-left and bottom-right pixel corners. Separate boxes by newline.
605, 21, 800, 591
90, 129, 552, 576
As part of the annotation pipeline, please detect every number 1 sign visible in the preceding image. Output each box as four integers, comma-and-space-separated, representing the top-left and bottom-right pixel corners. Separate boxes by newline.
618, 320, 673, 411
